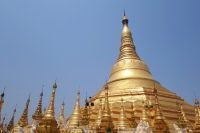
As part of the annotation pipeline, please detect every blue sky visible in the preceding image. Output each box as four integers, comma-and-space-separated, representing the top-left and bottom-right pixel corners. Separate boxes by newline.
0, 1, 200, 123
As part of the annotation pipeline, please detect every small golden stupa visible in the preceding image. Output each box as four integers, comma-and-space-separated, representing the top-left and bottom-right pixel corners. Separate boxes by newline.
13, 95, 31, 132
36, 81, 59, 133
7, 108, 16, 132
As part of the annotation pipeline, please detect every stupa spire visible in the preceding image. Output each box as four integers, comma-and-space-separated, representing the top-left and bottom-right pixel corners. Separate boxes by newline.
58, 101, 66, 129
152, 87, 169, 132
17, 95, 30, 127
43, 81, 57, 119
117, 97, 130, 129
32, 90, 43, 121
67, 90, 81, 128
59, 101, 65, 122
177, 102, 189, 129
118, 12, 140, 61
36, 81, 59, 132
108, 12, 153, 82
7, 107, 16, 132
98, 84, 114, 132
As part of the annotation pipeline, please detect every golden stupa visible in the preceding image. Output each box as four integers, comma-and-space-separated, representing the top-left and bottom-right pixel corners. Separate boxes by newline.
36, 81, 59, 133
86, 13, 196, 132
1, 13, 200, 133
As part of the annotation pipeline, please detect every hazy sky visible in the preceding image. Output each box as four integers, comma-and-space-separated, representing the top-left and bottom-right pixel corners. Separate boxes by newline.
0, 1, 200, 124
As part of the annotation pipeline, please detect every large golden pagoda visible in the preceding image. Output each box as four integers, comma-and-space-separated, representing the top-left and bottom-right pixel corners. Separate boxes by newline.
87, 13, 196, 132
2, 13, 199, 133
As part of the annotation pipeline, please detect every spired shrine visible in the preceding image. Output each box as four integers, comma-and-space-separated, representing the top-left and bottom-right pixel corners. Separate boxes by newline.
0, 13, 200, 133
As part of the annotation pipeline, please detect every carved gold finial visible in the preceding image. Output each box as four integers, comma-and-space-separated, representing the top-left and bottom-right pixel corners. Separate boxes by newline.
98, 84, 114, 132
117, 97, 130, 129
43, 81, 57, 120
7, 107, 16, 131
17, 95, 30, 127
32, 90, 43, 121
122, 10, 128, 25
67, 90, 81, 128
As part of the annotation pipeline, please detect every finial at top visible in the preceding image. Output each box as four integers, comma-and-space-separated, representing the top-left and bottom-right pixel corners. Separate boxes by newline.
28, 94, 30, 103
195, 98, 199, 105
14, 107, 16, 113
1, 88, 5, 97
77, 90, 80, 95
41, 85, 44, 97
40, 90, 43, 97
122, 10, 128, 25
53, 81, 57, 88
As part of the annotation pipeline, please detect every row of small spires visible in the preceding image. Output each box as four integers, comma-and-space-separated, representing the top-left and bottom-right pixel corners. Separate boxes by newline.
0, 82, 200, 132
0, 82, 57, 132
